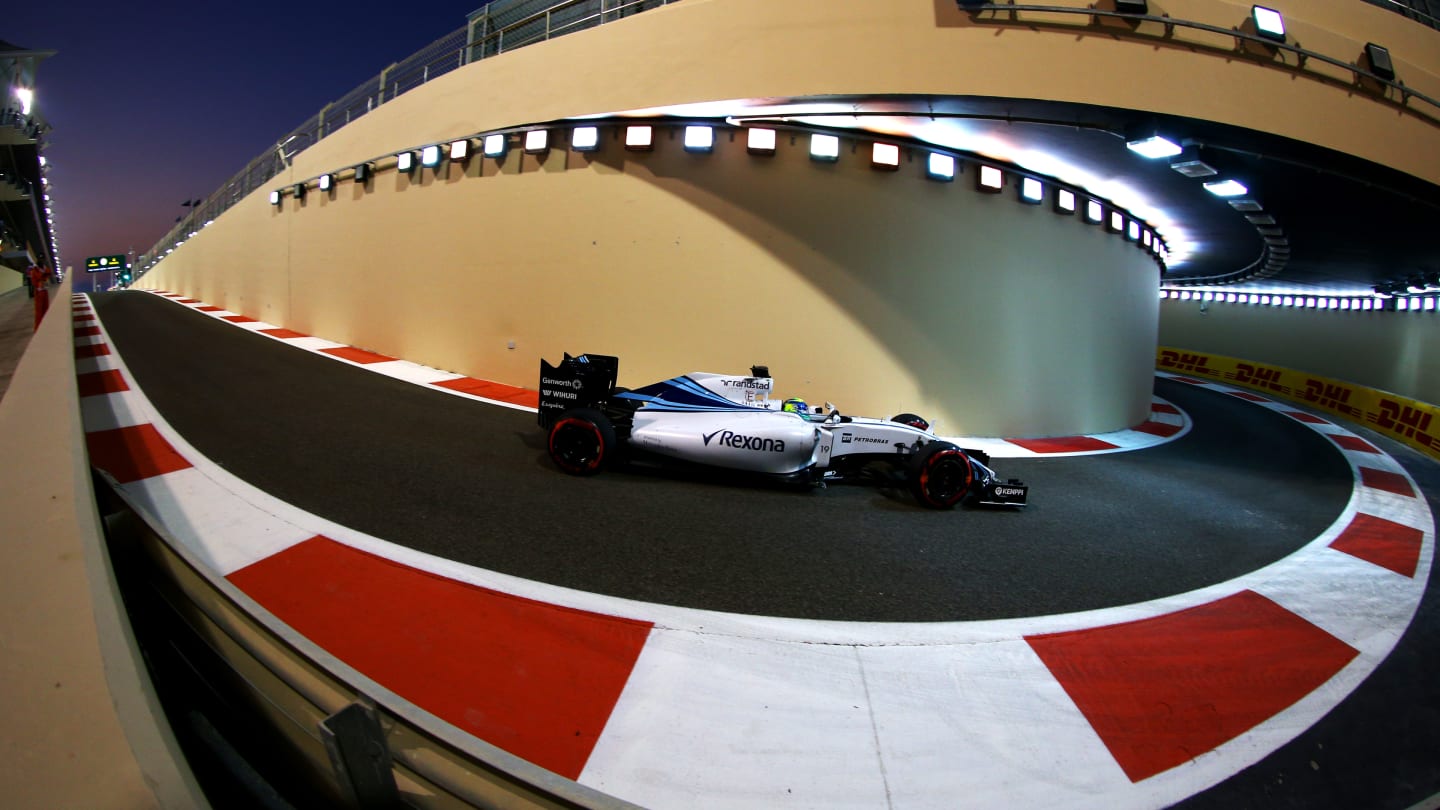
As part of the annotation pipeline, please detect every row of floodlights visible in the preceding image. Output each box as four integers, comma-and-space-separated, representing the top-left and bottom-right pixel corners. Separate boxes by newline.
1114, 3, 1398, 81
1162, 290, 1439, 312
269, 122, 1168, 263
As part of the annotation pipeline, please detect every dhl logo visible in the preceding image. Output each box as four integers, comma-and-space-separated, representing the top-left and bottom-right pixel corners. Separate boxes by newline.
1369, 400, 1439, 452
1158, 350, 1218, 376
1229, 363, 1288, 394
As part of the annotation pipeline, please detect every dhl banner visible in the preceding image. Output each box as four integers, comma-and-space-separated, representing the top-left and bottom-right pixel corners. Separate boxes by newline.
1157, 346, 1440, 463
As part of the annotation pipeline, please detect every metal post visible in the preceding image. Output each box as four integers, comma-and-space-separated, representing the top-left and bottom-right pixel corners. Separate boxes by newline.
318, 702, 399, 809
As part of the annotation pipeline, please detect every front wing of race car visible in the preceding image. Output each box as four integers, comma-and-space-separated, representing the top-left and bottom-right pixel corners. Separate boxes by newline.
974, 477, 1030, 508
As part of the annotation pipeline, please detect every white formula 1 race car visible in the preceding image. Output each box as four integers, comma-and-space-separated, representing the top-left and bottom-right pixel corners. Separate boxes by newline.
538, 354, 1028, 510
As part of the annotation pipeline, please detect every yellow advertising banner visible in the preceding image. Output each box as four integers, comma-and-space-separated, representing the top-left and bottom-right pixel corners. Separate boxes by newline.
1157, 346, 1440, 463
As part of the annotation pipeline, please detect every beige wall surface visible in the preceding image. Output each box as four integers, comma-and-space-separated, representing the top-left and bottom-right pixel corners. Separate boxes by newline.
1159, 299, 1440, 405
0, 270, 21, 297
140, 0, 1436, 436
147, 126, 1159, 436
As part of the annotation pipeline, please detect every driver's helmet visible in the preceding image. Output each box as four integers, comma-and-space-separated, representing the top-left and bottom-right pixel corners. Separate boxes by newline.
781, 398, 809, 416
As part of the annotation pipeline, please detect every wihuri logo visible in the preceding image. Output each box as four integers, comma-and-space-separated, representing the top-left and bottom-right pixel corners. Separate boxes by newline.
702, 429, 786, 452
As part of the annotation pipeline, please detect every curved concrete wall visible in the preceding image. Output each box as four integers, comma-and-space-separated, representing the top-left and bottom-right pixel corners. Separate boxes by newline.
139, 0, 1438, 435
1160, 300, 1440, 406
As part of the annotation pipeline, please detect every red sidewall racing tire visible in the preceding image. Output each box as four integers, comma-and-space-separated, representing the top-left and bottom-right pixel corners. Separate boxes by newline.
908, 441, 974, 509
547, 408, 616, 476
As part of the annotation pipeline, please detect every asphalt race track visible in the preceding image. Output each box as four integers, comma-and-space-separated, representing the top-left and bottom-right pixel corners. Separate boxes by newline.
92, 290, 1352, 622
87, 290, 1440, 808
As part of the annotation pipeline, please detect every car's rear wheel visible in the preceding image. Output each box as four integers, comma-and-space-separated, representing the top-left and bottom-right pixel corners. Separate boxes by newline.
547, 408, 616, 476
907, 441, 974, 509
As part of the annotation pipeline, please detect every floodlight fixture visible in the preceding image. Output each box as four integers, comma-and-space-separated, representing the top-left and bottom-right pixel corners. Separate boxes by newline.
1085, 200, 1103, 223
1364, 43, 1396, 81
484, 133, 508, 157
1114, 0, 1148, 13
524, 130, 548, 153
810, 133, 840, 162
421, 144, 443, 168
926, 153, 956, 181
1425, 298, 1436, 311
1126, 135, 1183, 160
1205, 179, 1248, 197
684, 126, 715, 153
1142, 230, 1153, 248
625, 126, 654, 151
1127, 220, 1142, 241
1055, 188, 1076, 214
15, 87, 33, 115
1252, 6, 1285, 41
871, 142, 901, 169
396, 151, 417, 173
270, 190, 282, 206
571, 126, 600, 151
450, 139, 472, 161
1108, 211, 1124, 232
353, 162, 372, 184
747, 128, 777, 155
1020, 177, 1043, 203
977, 165, 1003, 192
318, 174, 333, 192
293, 183, 306, 200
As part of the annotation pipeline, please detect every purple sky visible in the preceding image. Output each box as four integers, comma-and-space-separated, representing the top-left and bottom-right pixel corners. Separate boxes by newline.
10, 1, 487, 287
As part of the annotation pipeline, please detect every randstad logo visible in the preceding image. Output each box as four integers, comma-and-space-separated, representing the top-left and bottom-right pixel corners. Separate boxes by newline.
702, 429, 786, 453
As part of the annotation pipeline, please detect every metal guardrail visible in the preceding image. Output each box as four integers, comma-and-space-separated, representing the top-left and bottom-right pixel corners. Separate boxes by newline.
959, 3, 1440, 120
135, 0, 679, 278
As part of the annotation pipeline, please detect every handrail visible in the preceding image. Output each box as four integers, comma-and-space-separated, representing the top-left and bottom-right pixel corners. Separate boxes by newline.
961, 3, 1440, 119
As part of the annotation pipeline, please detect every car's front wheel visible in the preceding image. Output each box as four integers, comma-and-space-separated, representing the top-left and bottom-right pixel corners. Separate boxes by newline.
547, 408, 616, 476
907, 441, 974, 509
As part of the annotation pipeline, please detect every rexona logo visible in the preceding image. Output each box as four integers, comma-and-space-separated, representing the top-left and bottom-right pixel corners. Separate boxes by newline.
702, 429, 786, 453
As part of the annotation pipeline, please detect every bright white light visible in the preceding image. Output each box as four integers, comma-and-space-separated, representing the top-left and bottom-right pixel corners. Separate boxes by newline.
1056, 189, 1076, 212
979, 165, 1003, 190
451, 139, 471, 160
1253, 6, 1285, 39
396, 151, 415, 172
1426, 298, 1436, 311
1126, 135, 1183, 159
1260, 295, 1272, 305
1127, 221, 1141, 240
1340, 299, 1351, 310
625, 126, 653, 149
421, 144, 442, 167
484, 134, 507, 156
1226, 293, 1238, 303
1021, 177, 1043, 202
1110, 211, 1125, 232
1181, 291, 1193, 301
1203, 292, 1215, 302
522, 131, 547, 153
38, 155, 46, 167
747, 128, 776, 153
871, 143, 900, 168
1397, 298, 1410, 311
319, 174, 333, 192
810, 133, 840, 160
684, 126, 714, 152
1085, 200, 1103, 222
15, 87, 33, 115
1306, 297, 1318, 308
1283, 296, 1294, 306
1204, 179, 1249, 197
1142, 230, 1153, 247
571, 126, 599, 151
270, 190, 281, 205
927, 153, 956, 180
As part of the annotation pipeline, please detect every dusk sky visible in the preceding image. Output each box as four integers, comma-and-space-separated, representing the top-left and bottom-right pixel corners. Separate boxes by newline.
10, 1, 488, 282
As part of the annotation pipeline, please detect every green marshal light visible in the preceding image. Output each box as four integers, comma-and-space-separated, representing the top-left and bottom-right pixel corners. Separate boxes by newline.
85, 254, 129, 273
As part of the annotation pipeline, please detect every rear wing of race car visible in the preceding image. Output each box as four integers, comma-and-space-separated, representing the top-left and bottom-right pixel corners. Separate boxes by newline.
538, 353, 619, 428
